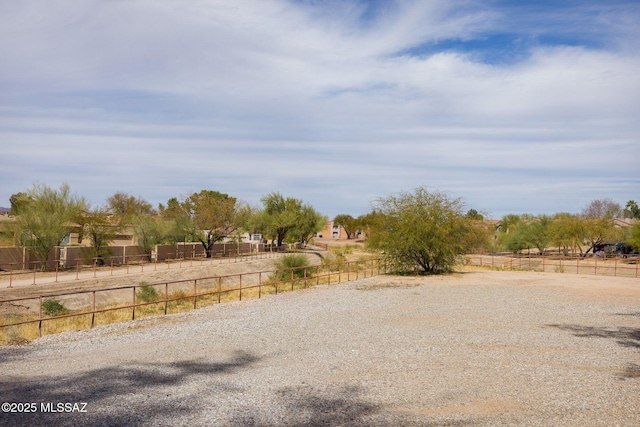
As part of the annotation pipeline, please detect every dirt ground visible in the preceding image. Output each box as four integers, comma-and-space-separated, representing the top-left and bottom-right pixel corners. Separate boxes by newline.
1, 243, 638, 315
1, 266, 639, 426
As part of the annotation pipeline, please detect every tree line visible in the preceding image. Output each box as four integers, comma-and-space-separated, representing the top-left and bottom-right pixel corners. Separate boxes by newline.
4, 183, 639, 274
5, 184, 326, 264
493, 198, 640, 256
332, 192, 639, 274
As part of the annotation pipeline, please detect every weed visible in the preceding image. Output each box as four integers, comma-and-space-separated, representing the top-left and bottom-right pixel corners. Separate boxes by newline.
42, 299, 68, 317
136, 285, 160, 303
274, 254, 310, 281
4, 326, 30, 345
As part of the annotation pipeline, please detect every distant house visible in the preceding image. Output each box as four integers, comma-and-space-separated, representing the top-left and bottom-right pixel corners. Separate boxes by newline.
613, 218, 637, 228
315, 220, 366, 240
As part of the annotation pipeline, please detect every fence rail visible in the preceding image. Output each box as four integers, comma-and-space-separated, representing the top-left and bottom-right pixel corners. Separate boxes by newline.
0, 257, 384, 344
0, 248, 287, 288
466, 254, 640, 278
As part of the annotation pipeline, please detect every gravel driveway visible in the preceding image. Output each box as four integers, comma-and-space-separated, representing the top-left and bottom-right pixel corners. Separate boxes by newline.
1, 270, 639, 426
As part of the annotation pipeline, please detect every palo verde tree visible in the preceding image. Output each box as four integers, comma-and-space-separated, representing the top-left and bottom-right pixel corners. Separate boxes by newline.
131, 215, 171, 257
627, 223, 640, 251
255, 193, 301, 246
11, 183, 87, 265
367, 187, 487, 274
289, 204, 326, 247
548, 213, 585, 255
501, 215, 552, 255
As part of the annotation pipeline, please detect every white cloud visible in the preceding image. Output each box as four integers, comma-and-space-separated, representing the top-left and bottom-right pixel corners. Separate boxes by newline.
0, 0, 638, 217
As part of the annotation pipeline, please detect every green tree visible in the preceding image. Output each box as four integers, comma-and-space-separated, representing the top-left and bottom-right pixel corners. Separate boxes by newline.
356, 211, 385, 240
465, 209, 484, 220
548, 213, 584, 255
627, 223, 640, 251
333, 214, 357, 239
12, 183, 87, 266
623, 200, 640, 219
257, 193, 302, 246
367, 187, 484, 274
496, 214, 522, 251
523, 215, 551, 255
106, 192, 154, 224
84, 207, 119, 264
9, 192, 31, 216
249, 193, 324, 247
131, 215, 170, 256
159, 190, 240, 257
289, 204, 326, 247
158, 197, 194, 244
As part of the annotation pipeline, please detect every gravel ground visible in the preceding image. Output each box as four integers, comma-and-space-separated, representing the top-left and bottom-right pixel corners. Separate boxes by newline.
1, 270, 639, 426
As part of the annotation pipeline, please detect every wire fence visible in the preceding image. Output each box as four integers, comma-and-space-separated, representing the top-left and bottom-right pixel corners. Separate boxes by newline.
0, 257, 384, 344
466, 254, 640, 279
0, 248, 287, 288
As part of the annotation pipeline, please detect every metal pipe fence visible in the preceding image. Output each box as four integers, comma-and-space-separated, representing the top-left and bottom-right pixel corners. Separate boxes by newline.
466, 254, 640, 279
0, 248, 287, 288
0, 257, 384, 343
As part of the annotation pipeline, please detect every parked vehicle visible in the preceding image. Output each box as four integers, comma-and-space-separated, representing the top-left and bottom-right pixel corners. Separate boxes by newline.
594, 242, 634, 258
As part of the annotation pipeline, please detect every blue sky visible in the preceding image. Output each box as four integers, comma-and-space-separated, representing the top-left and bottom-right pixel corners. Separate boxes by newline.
1, 0, 638, 219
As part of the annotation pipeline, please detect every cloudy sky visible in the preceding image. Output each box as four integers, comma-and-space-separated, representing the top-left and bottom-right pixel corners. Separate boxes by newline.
1, 0, 638, 218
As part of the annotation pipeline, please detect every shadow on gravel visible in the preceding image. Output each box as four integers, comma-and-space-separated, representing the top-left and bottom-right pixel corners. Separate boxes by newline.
0, 350, 258, 426
546, 324, 640, 350
620, 364, 640, 379
229, 385, 382, 426
548, 324, 640, 381
0, 343, 35, 363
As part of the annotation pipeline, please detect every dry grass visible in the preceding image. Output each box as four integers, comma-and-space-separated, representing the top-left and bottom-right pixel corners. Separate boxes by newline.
0, 259, 383, 345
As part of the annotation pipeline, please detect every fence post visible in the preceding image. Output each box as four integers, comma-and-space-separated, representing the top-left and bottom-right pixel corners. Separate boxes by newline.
39, 296, 43, 337
91, 291, 96, 328
132, 287, 136, 320
259, 272, 262, 298
194, 280, 198, 309
32, 263, 37, 285
239, 275, 243, 302
165, 283, 169, 315
218, 277, 222, 303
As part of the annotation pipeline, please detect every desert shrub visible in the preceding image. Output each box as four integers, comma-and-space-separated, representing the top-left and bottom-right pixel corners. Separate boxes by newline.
42, 299, 67, 317
274, 254, 310, 281
136, 285, 160, 303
